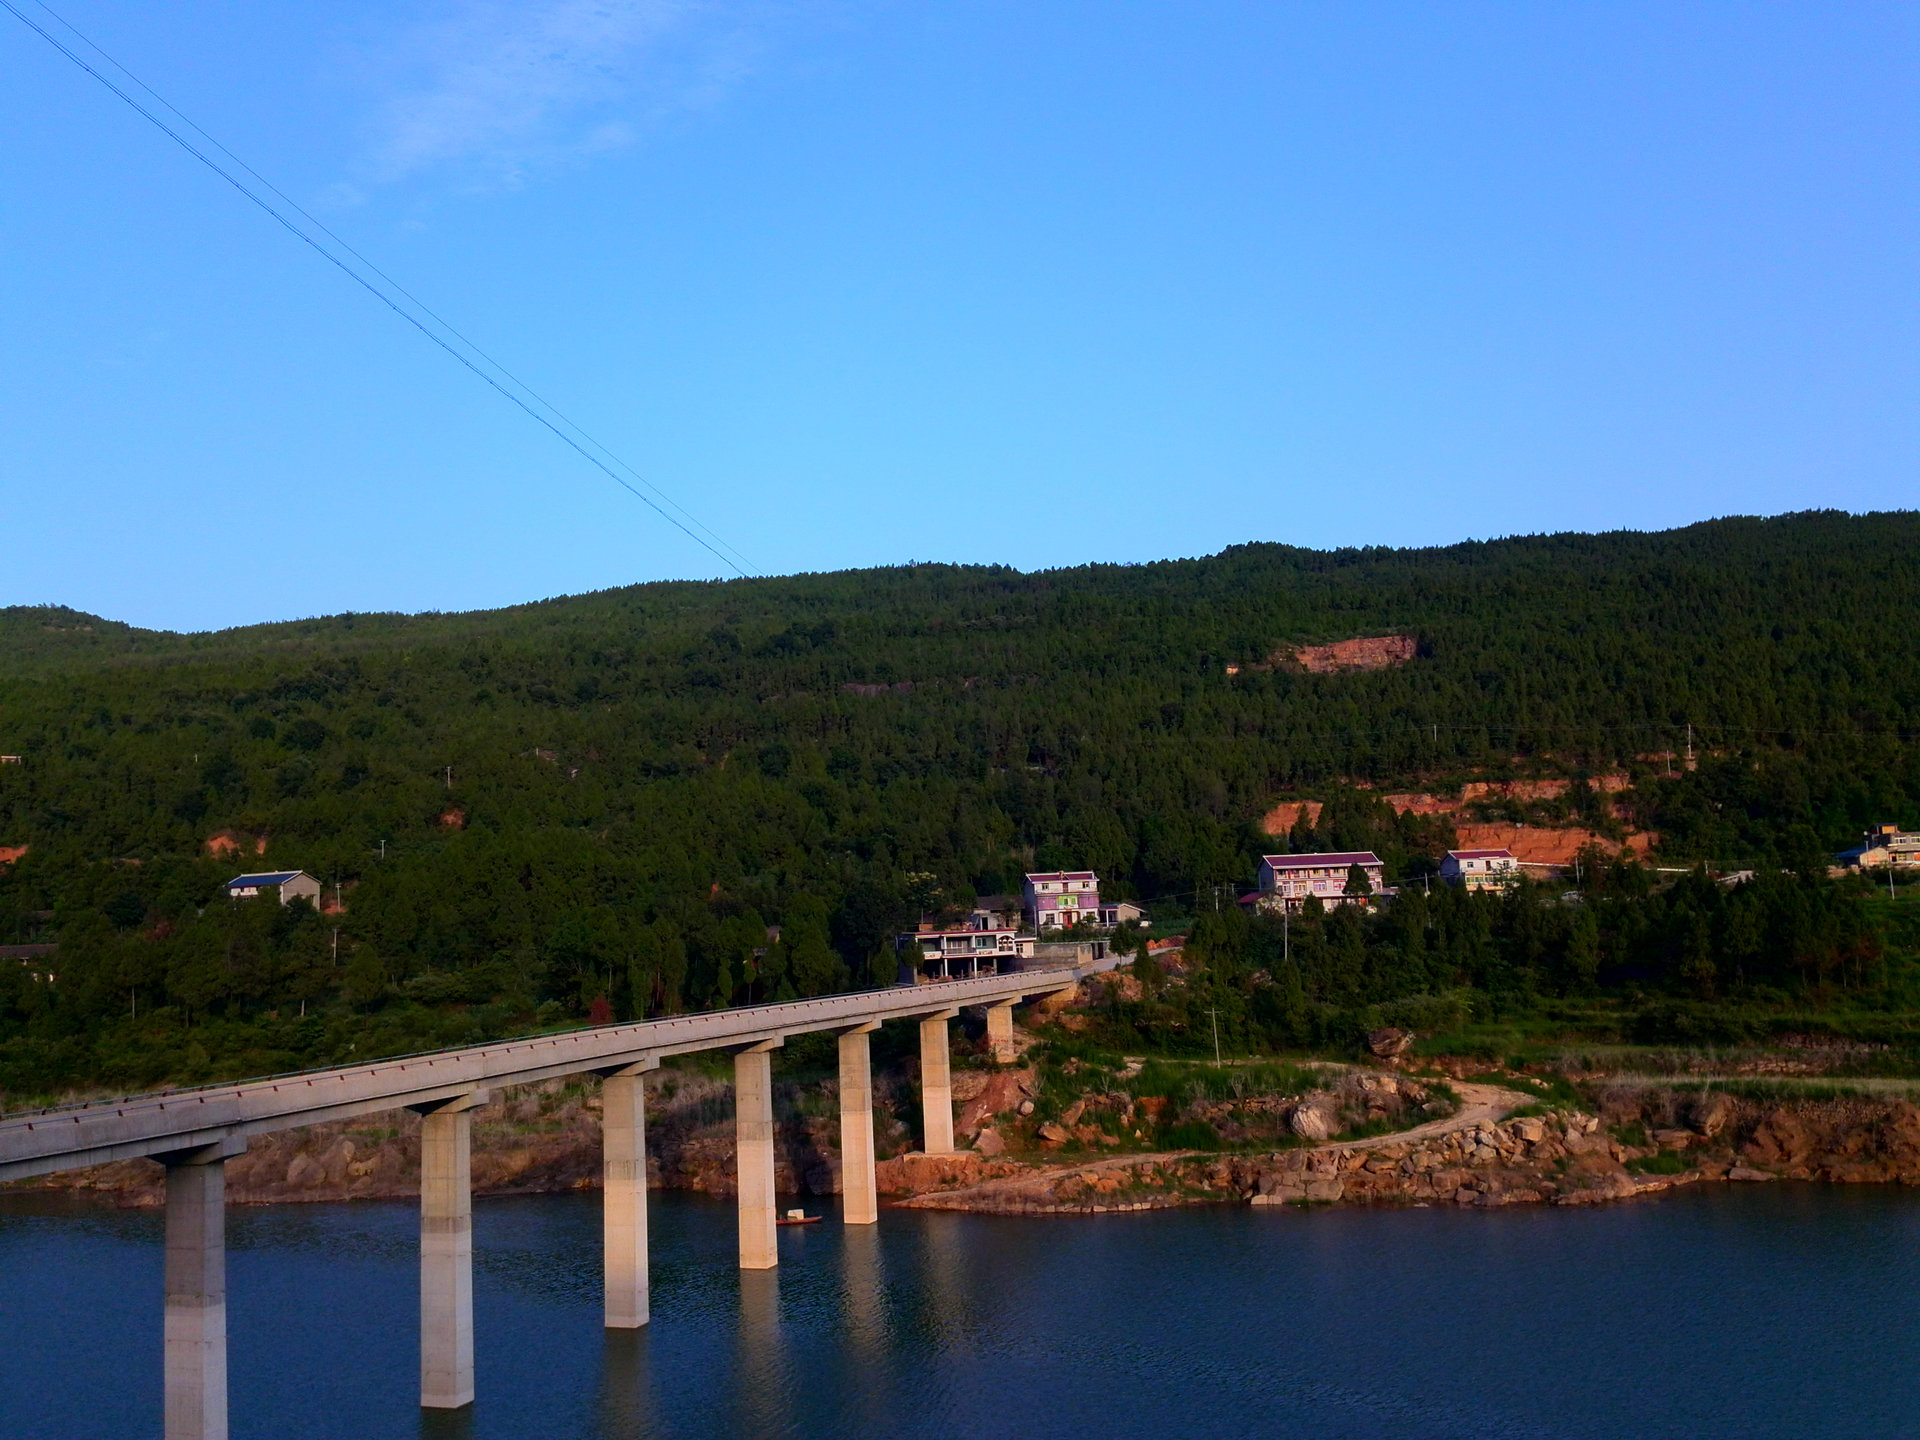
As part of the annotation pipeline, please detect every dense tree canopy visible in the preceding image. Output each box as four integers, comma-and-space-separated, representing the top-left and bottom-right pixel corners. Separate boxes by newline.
1, 511, 1917, 1093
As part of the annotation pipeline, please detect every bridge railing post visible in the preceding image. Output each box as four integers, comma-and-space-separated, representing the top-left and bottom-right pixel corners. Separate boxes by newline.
599, 1059, 659, 1328
411, 1090, 488, 1410
159, 1137, 244, 1440
733, 1040, 782, 1270
836, 1023, 881, 1225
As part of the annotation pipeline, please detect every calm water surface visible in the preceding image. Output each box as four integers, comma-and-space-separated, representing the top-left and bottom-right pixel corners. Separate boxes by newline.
3, 1184, 1918, 1439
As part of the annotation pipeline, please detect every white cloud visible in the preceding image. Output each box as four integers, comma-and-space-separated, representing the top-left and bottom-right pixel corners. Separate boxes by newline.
361, 0, 781, 185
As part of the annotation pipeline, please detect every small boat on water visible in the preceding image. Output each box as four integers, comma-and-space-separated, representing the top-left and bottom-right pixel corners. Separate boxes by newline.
777, 1209, 822, 1227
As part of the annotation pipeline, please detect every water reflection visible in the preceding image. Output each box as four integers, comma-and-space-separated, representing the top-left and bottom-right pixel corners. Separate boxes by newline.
839, 1222, 890, 1430
417, 1405, 476, 1440
596, 1327, 657, 1440
734, 1269, 788, 1436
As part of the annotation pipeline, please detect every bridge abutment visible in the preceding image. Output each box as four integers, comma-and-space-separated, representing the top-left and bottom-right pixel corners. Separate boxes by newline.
413, 1091, 487, 1410
601, 1059, 659, 1328
160, 1138, 243, 1440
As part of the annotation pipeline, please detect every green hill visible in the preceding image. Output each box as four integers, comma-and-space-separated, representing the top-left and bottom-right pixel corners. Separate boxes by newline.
2, 510, 1918, 1094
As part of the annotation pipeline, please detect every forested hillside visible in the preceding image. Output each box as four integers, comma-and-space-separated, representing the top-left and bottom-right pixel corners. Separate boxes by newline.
2, 511, 1918, 1094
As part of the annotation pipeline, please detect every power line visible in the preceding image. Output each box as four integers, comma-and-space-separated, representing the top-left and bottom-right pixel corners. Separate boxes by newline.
26, 0, 748, 577
3, 0, 751, 579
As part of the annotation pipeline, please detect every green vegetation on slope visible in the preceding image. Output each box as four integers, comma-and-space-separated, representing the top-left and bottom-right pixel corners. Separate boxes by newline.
2, 511, 1918, 1096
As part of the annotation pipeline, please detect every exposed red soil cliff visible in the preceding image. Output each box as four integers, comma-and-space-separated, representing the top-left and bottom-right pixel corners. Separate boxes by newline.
1287, 635, 1418, 674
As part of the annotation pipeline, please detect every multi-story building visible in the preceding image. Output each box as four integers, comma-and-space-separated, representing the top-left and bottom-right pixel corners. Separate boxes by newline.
1024, 871, 1103, 930
1253, 852, 1384, 912
1440, 848, 1520, 891
896, 926, 1029, 980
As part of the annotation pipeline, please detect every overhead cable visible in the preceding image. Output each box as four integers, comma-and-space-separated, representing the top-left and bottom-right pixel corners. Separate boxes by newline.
3, 0, 751, 578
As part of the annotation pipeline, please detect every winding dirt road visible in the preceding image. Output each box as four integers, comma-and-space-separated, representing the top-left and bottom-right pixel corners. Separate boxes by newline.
894, 1079, 1533, 1213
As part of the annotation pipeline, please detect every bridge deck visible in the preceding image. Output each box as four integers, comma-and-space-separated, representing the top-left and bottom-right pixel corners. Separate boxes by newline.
0, 967, 1091, 1183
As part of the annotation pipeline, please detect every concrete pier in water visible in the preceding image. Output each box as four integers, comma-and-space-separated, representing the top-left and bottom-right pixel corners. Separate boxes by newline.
415, 1092, 486, 1410
837, 1023, 880, 1225
734, 1041, 781, 1270
601, 1059, 659, 1328
161, 1138, 242, 1440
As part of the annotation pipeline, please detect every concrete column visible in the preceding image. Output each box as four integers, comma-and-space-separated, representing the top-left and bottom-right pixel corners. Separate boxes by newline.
160, 1138, 244, 1440
919, 1010, 958, 1155
837, 1024, 880, 1225
413, 1091, 488, 1410
734, 1040, 782, 1270
601, 1059, 659, 1329
986, 1002, 1017, 1064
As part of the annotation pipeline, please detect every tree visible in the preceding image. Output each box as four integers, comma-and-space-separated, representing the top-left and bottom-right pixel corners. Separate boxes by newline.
781, 895, 847, 998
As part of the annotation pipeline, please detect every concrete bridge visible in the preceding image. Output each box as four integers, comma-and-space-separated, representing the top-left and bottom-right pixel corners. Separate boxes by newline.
0, 964, 1101, 1440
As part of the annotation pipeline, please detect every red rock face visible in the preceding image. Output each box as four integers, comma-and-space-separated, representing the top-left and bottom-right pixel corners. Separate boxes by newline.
1260, 801, 1325, 834
1287, 634, 1418, 673
0, 844, 26, 866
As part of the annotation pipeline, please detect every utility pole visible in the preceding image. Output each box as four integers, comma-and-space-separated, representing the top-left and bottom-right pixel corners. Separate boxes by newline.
1206, 1007, 1222, 1066
331, 929, 339, 967
1685, 723, 1694, 770
378, 839, 387, 861
444, 766, 453, 790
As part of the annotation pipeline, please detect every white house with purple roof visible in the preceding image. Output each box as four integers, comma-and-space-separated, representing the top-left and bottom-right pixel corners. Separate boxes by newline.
1252, 852, 1384, 913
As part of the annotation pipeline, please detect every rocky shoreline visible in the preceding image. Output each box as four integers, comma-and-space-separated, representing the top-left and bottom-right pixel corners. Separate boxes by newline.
14, 1064, 1920, 1218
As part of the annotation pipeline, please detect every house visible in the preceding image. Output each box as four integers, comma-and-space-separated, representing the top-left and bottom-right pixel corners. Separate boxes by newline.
1023, 871, 1103, 931
1440, 848, 1520, 891
896, 927, 1030, 980
1254, 852, 1385, 912
225, 870, 322, 906
970, 894, 1021, 931
1837, 824, 1920, 872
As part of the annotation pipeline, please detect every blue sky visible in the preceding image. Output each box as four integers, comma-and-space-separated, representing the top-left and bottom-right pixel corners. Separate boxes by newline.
2, 1, 1915, 632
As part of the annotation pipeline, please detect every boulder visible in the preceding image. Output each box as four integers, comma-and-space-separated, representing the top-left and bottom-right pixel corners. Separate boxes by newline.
1686, 1092, 1736, 1138
1290, 1105, 1335, 1141
1366, 1027, 1415, 1061
974, 1128, 1006, 1157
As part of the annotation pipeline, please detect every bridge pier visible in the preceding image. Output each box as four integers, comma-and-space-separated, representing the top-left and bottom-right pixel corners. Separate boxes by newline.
837, 1023, 880, 1224
412, 1091, 488, 1410
734, 1040, 782, 1269
986, 1001, 1016, 1063
600, 1059, 660, 1328
919, 1010, 959, 1155
160, 1138, 244, 1440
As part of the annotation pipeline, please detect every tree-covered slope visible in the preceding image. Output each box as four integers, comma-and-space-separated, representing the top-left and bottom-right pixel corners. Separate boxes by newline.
1, 510, 1917, 1092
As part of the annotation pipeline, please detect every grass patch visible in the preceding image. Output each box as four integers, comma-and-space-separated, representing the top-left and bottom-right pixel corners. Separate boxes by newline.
1627, 1151, 1689, 1175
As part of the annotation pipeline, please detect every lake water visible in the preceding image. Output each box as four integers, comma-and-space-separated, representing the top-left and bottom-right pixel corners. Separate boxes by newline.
3, 1184, 1918, 1439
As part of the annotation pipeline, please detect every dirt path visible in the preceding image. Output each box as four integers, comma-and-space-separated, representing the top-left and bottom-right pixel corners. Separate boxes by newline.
893, 1079, 1533, 1212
